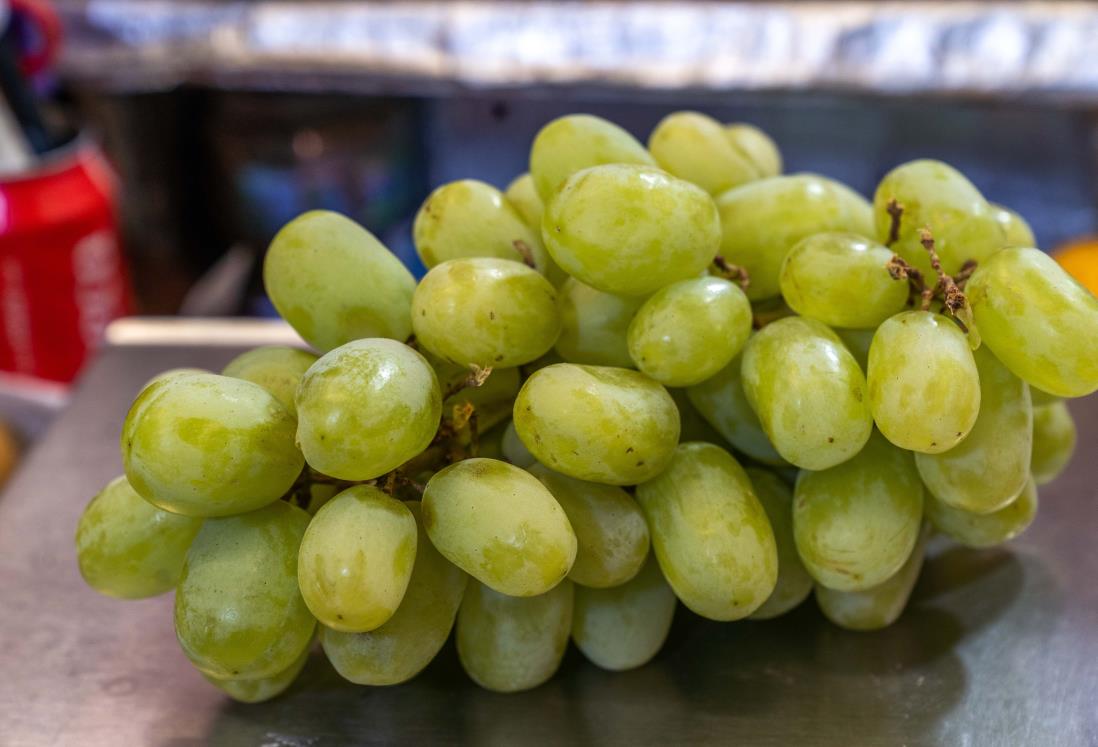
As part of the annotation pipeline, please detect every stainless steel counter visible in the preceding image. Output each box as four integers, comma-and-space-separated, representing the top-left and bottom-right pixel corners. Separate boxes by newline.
1, 327, 1096, 746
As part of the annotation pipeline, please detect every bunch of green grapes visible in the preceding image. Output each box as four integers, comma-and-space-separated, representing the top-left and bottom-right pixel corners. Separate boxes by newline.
76, 111, 1095, 702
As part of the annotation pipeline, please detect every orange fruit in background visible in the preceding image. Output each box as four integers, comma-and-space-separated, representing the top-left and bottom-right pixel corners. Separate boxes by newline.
1053, 238, 1098, 296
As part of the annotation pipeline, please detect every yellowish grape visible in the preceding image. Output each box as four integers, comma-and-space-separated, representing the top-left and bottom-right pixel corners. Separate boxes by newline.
746, 469, 813, 620
990, 202, 1036, 248
203, 644, 311, 703
505, 172, 544, 229
529, 114, 654, 200
725, 122, 782, 177
925, 477, 1037, 548
1031, 402, 1077, 485
647, 111, 760, 195
555, 277, 644, 368
222, 346, 318, 418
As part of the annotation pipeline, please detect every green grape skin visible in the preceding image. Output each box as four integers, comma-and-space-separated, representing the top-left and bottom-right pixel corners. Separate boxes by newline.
412, 257, 561, 368
834, 327, 873, 373
669, 387, 731, 447
175, 501, 315, 680
793, 431, 924, 592
121, 373, 303, 517
967, 247, 1098, 397
990, 203, 1037, 248
322, 501, 468, 686
555, 277, 645, 368
779, 232, 908, 329
501, 419, 536, 468
304, 483, 340, 516
1031, 402, 1077, 485
297, 486, 417, 633
139, 367, 207, 392
429, 355, 521, 432
457, 579, 574, 693
915, 346, 1032, 514
295, 338, 441, 481
636, 442, 778, 621
627, 276, 752, 387
572, 553, 676, 671
745, 469, 813, 620
75, 475, 202, 599
513, 363, 680, 485
264, 210, 415, 352
477, 420, 508, 461
541, 164, 721, 297
867, 311, 981, 454
527, 463, 650, 588
925, 477, 1038, 548
1029, 386, 1061, 408
725, 123, 782, 178
421, 458, 577, 596
741, 317, 872, 470
521, 349, 567, 378
715, 174, 874, 301
647, 111, 760, 195
222, 346, 318, 418
529, 113, 655, 201
203, 643, 311, 704
504, 173, 545, 230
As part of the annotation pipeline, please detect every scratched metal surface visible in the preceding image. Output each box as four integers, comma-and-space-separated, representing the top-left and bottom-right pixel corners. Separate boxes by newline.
1, 335, 1096, 746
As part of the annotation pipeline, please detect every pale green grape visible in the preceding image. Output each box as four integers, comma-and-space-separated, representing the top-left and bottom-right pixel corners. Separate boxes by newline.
505, 173, 544, 229
175, 501, 315, 679
322, 501, 468, 685
555, 277, 644, 368
926, 477, 1037, 548
669, 387, 730, 447
501, 420, 536, 468
295, 339, 441, 481
541, 164, 720, 297
1031, 402, 1076, 485
513, 363, 680, 485
422, 458, 576, 596
203, 644, 311, 703
647, 111, 760, 195
527, 463, 650, 588
990, 203, 1037, 248
834, 327, 874, 372
779, 232, 908, 329
967, 247, 1098, 397
627, 277, 752, 387
915, 346, 1032, 514
715, 174, 874, 300
139, 367, 207, 391
529, 113, 655, 200
430, 354, 521, 432
264, 210, 415, 351
75, 475, 202, 599
477, 421, 508, 461
457, 579, 574, 693
412, 257, 561, 368
1029, 386, 1061, 408
572, 554, 676, 671
121, 373, 303, 517
793, 431, 924, 592
867, 311, 980, 453
746, 469, 813, 620
725, 123, 782, 177
222, 346, 318, 417
636, 442, 778, 620
741, 317, 872, 470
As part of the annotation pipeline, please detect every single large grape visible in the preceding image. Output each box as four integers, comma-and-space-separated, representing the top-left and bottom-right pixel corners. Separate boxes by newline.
627, 277, 752, 387
222, 346, 318, 417
1031, 402, 1077, 485
295, 339, 441, 481
203, 644, 311, 704
513, 363, 680, 485
793, 432, 924, 592
746, 469, 813, 620
990, 203, 1036, 248
725, 123, 782, 177
636, 442, 778, 620
541, 164, 721, 297
555, 278, 645, 368
925, 477, 1037, 548
867, 311, 980, 453
75, 475, 202, 599
175, 501, 315, 680
741, 317, 872, 470
966, 247, 1098, 397
505, 173, 545, 229
264, 210, 416, 351
529, 114, 655, 200
647, 111, 760, 195
121, 373, 303, 517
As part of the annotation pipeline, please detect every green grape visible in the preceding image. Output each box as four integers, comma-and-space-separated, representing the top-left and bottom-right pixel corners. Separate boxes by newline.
990, 203, 1037, 248
322, 501, 468, 685
203, 644, 311, 704
745, 469, 813, 620
741, 317, 872, 470
297, 486, 417, 632
915, 346, 1032, 514
75, 475, 202, 599
222, 346, 318, 418
555, 277, 644, 368
715, 174, 874, 300
834, 327, 874, 372
501, 420, 536, 468
175, 501, 315, 679
295, 339, 441, 481
926, 477, 1037, 548
412, 257, 561, 368
422, 458, 576, 596
121, 373, 303, 517
967, 247, 1098, 397
513, 363, 680, 485
430, 355, 521, 432
477, 420, 508, 461
647, 111, 760, 195
139, 367, 207, 391
635, 442, 778, 620
815, 524, 928, 631
505, 173, 545, 229
627, 277, 752, 387
725, 123, 782, 178
779, 232, 908, 329
457, 579, 574, 693
793, 431, 924, 592
529, 113, 655, 200
1029, 386, 1061, 408
572, 553, 676, 671
527, 463, 650, 588
541, 164, 721, 297
1031, 402, 1077, 485
867, 311, 980, 453
264, 210, 415, 351
669, 387, 730, 447
304, 483, 340, 516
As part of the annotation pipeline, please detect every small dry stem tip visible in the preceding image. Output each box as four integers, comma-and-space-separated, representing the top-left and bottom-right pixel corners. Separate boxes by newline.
886, 199, 904, 246
711, 255, 751, 291
513, 240, 537, 268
